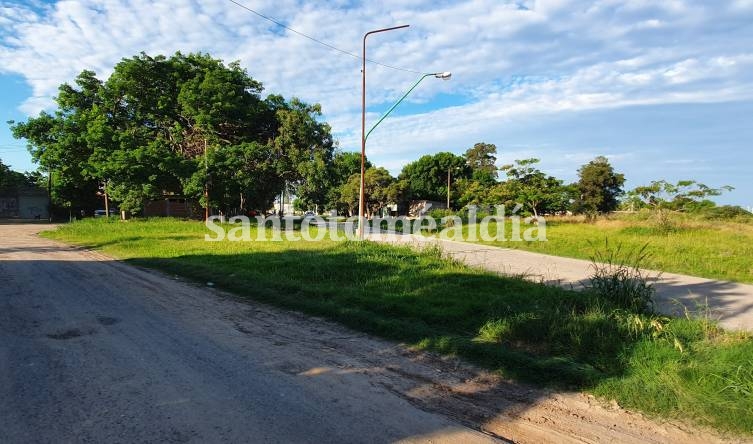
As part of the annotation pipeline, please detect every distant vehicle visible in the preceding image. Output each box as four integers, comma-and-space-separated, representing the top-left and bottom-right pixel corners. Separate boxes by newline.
303, 211, 316, 219
94, 209, 118, 218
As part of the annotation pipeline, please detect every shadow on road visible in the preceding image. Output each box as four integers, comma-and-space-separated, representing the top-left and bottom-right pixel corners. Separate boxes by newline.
0, 223, 745, 442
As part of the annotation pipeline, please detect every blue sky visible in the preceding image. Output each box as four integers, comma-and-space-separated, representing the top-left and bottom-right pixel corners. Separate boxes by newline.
1, 0, 751, 207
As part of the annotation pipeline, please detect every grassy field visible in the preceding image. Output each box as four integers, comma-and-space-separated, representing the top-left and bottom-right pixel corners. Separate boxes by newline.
449, 212, 753, 284
45, 218, 753, 435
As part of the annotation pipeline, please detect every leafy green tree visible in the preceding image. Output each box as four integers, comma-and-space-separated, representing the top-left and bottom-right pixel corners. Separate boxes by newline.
363, 167, 397, 216
9, 71, 103, 214
326, 151, 372, 214
10, 52, 334, 216
497, 158, 569, 217
573, 156, 625, 216
631, 180, 733, 211
455, 177, 489, 207
337, 174, 360, 217
86, 53, 271, 213
270, 98, 334, 211
0, 159, 28, 193
184, 141, 280, 214
464, 142, 498, 185
619, 190, 647, 212
399, 152, 470, 203
331, 152, 371, 186
670, 180, 734, 211
338, 167, 396, 217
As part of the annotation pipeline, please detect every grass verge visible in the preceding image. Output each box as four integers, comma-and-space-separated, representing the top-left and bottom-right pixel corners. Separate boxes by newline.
44, 218, 753, 435
445, 212, 753, 284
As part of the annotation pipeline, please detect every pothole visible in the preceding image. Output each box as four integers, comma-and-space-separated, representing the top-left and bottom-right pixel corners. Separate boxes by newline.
97, 316, 120, 326
46, 326, 97, 340
46, 329, 83, 340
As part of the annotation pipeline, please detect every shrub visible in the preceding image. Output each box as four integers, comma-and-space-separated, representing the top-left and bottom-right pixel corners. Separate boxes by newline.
652, 209, 678, 233
587, 240, 656, 313
698, 205, 753, 222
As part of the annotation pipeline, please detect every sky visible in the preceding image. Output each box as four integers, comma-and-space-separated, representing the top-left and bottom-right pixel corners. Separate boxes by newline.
0, 0, 751, 207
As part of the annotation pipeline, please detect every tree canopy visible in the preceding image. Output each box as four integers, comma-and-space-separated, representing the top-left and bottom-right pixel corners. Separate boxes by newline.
629, 180, 733, 212
574, 156, 625, 216
8, 58, 737, 221
0, 159, 37, 194
496, 158, 571, 217
11, 52, 334, 215
399, 152, 470, 203
338, 167, 397, 217
464, 142, 498, 185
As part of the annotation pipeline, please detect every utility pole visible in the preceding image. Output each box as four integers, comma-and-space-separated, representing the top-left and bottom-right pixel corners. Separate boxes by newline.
447, 167, 451, 210
204, 139, 209, 222
103, 179, 110, 218
47, 170, 52, 222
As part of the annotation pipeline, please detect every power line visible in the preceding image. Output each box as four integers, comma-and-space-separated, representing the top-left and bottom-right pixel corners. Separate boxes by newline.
0, 147, 28, 152
225, 0, 422, 74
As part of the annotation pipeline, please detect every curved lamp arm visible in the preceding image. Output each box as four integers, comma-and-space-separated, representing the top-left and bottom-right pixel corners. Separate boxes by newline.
365, 72, 452, 142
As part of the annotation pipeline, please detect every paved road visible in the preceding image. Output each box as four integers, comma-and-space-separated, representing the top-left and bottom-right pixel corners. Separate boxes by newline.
367, 233, 753, 332
0, 224, 499, 444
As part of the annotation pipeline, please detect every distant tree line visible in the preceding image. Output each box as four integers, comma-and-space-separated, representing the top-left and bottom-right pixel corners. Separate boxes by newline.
333, 143, 737, 219
8, 52, 740, 219
0, 158, 40, 195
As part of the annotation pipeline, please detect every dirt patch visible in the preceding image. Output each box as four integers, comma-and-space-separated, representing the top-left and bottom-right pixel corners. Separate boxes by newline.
223, 307, 740, 444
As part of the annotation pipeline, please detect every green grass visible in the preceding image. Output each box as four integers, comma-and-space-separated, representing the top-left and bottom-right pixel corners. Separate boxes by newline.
452, 212, 753, 284
45, 218, 753, 435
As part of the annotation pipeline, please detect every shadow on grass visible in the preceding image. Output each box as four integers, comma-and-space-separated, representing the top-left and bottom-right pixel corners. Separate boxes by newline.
38, 219, 753, 434
122, 242, 651, 390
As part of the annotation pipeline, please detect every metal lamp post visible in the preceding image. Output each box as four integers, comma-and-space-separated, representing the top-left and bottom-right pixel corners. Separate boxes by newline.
358, 25, 452, 239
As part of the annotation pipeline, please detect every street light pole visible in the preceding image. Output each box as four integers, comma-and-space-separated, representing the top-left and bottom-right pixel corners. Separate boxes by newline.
358, 25, 453, 240
358, 70, 452, 238
359, 25, 409, 240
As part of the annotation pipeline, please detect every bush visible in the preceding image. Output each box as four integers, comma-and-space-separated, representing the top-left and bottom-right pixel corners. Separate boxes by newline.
697, 205, 753, 222
587, 240, 656, 313
428, 208, 454, 221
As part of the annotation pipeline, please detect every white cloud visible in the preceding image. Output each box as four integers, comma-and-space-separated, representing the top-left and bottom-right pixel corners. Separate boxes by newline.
1, 0, 753, 173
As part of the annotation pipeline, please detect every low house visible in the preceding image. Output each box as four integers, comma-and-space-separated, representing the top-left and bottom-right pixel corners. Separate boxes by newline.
0, 185, 49, 219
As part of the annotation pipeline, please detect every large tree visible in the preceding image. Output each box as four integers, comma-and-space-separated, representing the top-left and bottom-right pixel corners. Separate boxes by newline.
325, 151, 372, 215
495, 158, 571, 217
399, 152, 470, 204
630, 180, 733, 211
10, 52, 334, 216
573, 156, 625, 216
0, 159, 34, 193
9, 72, 104, 215
338, 167, 396, 217
464, 142, 498, 185
269, 98, 334, 211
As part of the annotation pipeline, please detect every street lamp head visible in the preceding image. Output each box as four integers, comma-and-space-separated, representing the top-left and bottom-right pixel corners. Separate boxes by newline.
434, 72, 452, 80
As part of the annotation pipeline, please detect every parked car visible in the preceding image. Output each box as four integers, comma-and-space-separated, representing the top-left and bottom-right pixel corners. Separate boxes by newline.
94, 209, 118, 218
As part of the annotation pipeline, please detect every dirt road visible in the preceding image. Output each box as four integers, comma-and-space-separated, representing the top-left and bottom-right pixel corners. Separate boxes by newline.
0, 224, 735, 443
